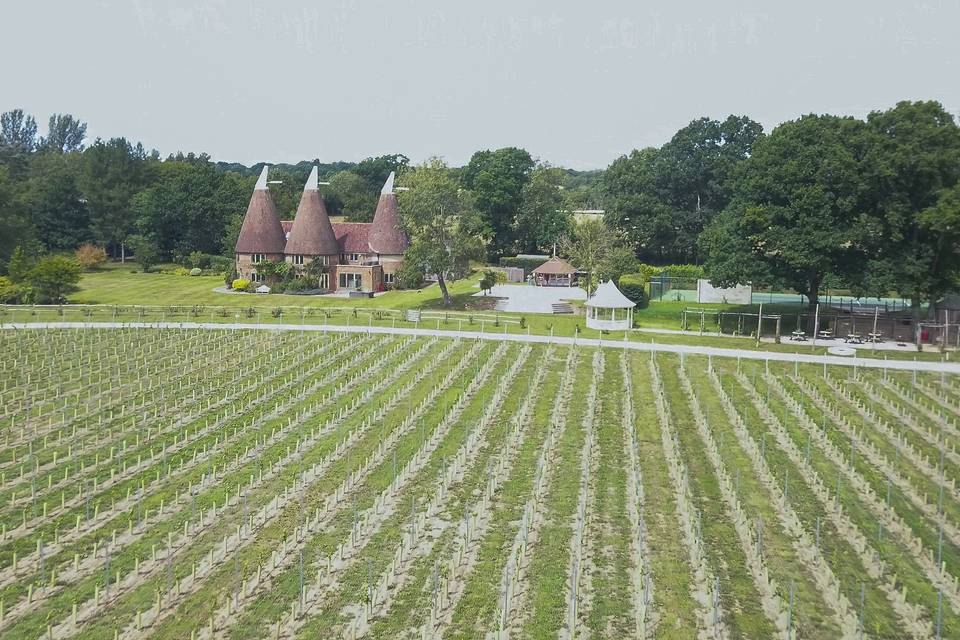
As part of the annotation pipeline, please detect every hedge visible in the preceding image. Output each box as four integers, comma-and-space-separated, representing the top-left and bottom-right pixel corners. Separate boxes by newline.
618, 273, 648, 307
499, 256, 548, 275
637, 263, 705, 280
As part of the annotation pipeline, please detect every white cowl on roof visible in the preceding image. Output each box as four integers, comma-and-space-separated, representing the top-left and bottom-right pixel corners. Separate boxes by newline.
585, 280, 636, 309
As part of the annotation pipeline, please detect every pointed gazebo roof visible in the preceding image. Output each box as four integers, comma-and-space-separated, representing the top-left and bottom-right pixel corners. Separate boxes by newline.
585, 280, 636, 308
285, 166, 340, 256
368, 172, 409, 255
235, 166, 287, 254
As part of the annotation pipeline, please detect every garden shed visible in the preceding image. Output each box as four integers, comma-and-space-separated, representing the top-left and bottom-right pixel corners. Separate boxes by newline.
585, 280, 635, 330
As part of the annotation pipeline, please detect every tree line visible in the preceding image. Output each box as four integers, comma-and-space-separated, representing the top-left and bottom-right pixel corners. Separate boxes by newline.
0, 101, 957, 316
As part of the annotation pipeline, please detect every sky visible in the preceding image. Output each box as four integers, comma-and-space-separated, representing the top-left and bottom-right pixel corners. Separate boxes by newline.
4, 1, 960, 169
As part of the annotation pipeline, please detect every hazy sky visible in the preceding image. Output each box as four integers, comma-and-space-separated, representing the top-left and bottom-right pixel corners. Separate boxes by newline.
5, 1, 959, 168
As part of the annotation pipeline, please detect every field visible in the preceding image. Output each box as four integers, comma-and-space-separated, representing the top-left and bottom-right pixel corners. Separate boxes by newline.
1, 327, 959, 639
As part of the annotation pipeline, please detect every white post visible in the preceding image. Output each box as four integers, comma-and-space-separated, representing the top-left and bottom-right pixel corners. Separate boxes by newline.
812, 303, 820, 349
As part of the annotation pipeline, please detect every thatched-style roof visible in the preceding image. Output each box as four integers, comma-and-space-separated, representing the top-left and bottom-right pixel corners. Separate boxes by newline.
532, 256, 576, 275
235, 166, 286, 254
285, 166, 340, 256
368, 172, 409, 255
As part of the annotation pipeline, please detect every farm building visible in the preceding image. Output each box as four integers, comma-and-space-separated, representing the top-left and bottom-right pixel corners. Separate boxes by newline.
235, 166, 409, 292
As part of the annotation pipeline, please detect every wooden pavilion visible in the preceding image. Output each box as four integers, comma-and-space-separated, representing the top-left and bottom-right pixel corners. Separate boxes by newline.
532, 256, 578, 287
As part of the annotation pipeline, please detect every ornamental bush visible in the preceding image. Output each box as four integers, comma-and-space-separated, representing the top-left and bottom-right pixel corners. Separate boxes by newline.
231, 278, 250, 291
174, 267, 191, 277
189, 268, 202, 276
74, 244, 108, 270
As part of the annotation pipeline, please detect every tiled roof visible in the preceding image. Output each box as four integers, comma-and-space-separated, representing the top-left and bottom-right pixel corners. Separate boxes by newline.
235, 168, 286, 254
285, 174, 340, 256
332, 222, 371, 253
368, 185, 409, 255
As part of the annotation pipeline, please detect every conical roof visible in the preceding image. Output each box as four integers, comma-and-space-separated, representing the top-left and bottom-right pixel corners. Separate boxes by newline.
368, 172, 409, 255
585, 280, 636, 308
285, 166, 339, 256
235, 166, 286, 254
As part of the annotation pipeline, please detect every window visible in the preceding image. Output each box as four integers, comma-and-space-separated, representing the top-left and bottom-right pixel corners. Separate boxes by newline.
318, 255, 328, 266
339, 272, 361, 289
318, 273, 329, 289
293, 254, 304, 266
384, 272, 395, 285
251, 253, 265, 264
350, 253, 361, 261
251, 272, 264, 283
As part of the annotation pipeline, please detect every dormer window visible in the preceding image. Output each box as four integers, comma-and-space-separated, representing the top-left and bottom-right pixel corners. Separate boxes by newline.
293, 254, 304, 265
251, 253, 266, 264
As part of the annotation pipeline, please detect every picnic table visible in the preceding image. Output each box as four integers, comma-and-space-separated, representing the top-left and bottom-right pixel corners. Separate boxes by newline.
867, 332, 883, 343
845, 333, 864, 344
818, 328, 834, 339
790, 330, 807, 342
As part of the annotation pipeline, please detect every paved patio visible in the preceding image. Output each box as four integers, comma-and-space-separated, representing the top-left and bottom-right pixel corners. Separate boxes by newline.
472, 284, 587, 313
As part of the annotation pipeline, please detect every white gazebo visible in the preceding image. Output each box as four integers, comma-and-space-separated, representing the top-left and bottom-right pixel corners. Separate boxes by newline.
585, 280, 636, 330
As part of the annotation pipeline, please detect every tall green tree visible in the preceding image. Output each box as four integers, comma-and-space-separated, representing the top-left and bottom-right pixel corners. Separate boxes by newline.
861, 100, 960, 324
133, 158, 248, 258
327, 170, 378, 221
604, 115, 762, 263
701, 114, 872, 324
460, 147, 534, 257
40, 114, 87, 153
397, 159, 485, 306
0, 109, 39, 177
79, 138, 157, 260
0, 166, 32, 270
24, 151, 90, 251
515, 166, 571, 254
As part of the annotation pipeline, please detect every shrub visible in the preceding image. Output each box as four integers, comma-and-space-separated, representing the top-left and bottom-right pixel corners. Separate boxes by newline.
231, 278, 250, 291
74, 244, 108, 270
283, 278, 313, 293
0, 276, 20, 303
271, 307, 282, 318
208, 255, 233, 273
618, 273, 649, 308
189, 268, 202, 276
225, 270, 238, 287
174, 267, 191, 276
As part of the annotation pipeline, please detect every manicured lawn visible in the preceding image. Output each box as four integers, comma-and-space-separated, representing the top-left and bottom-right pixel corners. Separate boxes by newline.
2, 262, 947, 361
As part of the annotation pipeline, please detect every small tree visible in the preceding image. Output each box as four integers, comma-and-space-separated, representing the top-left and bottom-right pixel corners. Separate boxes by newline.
127, 234, 160, 273
74, 243, 108, 270
28, 256, 81, 303
6, 245, 33, 283
560, 219, 617, 294
479, 269, 497, 295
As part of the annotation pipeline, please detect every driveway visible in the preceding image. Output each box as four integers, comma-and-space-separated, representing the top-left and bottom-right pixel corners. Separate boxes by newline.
473, 284, 587, 313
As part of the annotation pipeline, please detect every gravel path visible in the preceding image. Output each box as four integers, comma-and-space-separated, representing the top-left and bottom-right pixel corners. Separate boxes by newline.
3, 321, 959, 373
